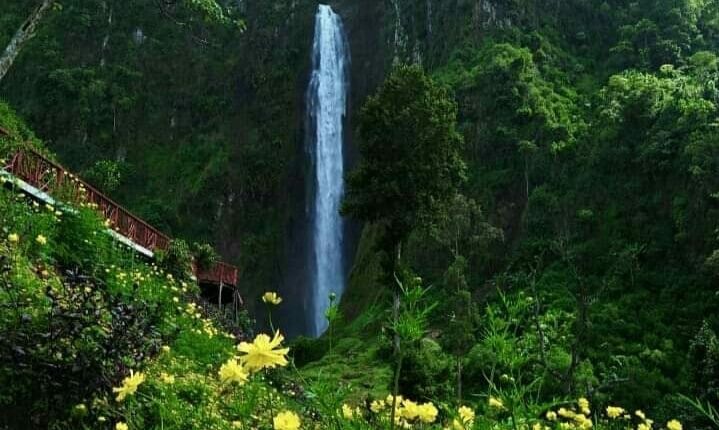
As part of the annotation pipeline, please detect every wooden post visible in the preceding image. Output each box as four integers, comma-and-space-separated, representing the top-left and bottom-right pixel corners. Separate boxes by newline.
218, 281, 223, 310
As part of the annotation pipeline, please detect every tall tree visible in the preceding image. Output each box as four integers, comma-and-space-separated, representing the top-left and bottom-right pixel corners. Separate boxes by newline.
342, 64, 466, 266
342, 64, 465, 426
0, 0, 56, 82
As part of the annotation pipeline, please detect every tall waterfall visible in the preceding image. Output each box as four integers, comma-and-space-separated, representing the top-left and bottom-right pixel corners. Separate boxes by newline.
306, 4, 350, 337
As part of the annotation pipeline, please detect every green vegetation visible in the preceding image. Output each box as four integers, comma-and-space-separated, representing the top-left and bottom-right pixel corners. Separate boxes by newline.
0, 0, 316, 310
2, 0, 719, 429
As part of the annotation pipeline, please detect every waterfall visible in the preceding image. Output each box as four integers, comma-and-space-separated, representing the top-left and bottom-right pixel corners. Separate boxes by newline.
306, 4, 350, 336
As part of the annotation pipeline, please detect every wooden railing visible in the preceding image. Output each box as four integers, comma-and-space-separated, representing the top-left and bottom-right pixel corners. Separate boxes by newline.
1, 145, 239, 288
195, 261, 239, 287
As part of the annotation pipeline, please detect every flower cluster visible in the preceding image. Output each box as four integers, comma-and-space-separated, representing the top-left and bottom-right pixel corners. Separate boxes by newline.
451, 405, 475, 429
214, 330, 290, 391
539, 399, 682, 430
367, 394, 440, 427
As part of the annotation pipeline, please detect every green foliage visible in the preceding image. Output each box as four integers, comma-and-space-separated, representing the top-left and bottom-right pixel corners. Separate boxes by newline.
342, 64, 466, 248
0, 182, 197, 428
4, 0, 719, 426
0, 0, 316, 311
680, 395, 719, 429
53, 205, 118, 270
689, 322, 719, 405
156, 239, 192, 280
191, 242, 220, 271
290, 336, 329, 367
398, 338, 454, 400
82, 159, 127, 193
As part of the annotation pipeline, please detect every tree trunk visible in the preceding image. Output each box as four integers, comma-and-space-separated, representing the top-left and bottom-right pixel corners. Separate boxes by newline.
457, 355, 463, 402
389, 241, 402, 430
0, 0, 56, 83
390, 350, 403, 430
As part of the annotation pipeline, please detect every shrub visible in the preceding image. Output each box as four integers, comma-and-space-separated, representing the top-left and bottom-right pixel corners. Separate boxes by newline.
398, 337, 454, 400
156, 239, 193, 280
52, 206, 117, 271
290, 336, 329, 367
191, 242, 220, 271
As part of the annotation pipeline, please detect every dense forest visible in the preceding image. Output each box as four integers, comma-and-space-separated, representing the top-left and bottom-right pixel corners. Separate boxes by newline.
1, 0, 719, 429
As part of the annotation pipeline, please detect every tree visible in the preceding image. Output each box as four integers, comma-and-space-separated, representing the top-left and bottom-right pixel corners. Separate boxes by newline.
342, 64, 465, 427
0, 0, 56, 82
342, 64, 466, 265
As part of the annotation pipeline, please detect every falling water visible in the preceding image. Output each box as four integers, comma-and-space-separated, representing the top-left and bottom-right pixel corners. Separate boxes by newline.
306, 4, 350, 336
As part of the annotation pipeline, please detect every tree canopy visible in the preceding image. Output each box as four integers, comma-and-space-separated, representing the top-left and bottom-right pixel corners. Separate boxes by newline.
342, 64, 466, 250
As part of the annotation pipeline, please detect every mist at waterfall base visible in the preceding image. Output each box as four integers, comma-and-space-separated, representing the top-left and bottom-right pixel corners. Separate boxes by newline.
305, 5, 350, 337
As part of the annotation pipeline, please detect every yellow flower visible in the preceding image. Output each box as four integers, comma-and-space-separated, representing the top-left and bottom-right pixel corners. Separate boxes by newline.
638, 423, 651, 430
386, 394, 404, 406
546, 411, 558, 421
534, 423, 543, 430
559, 408, 576, 419
574, 413, 593, 429
35, 234, 47, 245
401, 399, 420, 420
218, 358, 249, 384
161, 345, 171, 353
273, 411, 300, 430
116, 422, 128, 430
606, 406, 626, 419
458, 405, 475, 423
73, 403, 87, 416
489, 396, 505, 410
112, 370, 146, 401
262, 292, 283, 305
237, 331, 289, 372
417, 402, 438, 423
578, 398, 590, 415
7, 233, 19, 243
370, 399, 386, 413
159, 372, 175, 384
636, 410, 646, 420
666, 419, 682, 430
452, 418, 472, 430
342, 404, 355, 419
231, 422, 242, 428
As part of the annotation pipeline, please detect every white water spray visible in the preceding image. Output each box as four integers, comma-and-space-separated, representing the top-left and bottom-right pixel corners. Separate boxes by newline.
306, 4, 350, 336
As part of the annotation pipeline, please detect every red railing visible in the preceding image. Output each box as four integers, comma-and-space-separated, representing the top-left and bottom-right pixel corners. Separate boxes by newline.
5, 149, 172, 251
1, 146, 239, 287
195, 261, 240, 287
